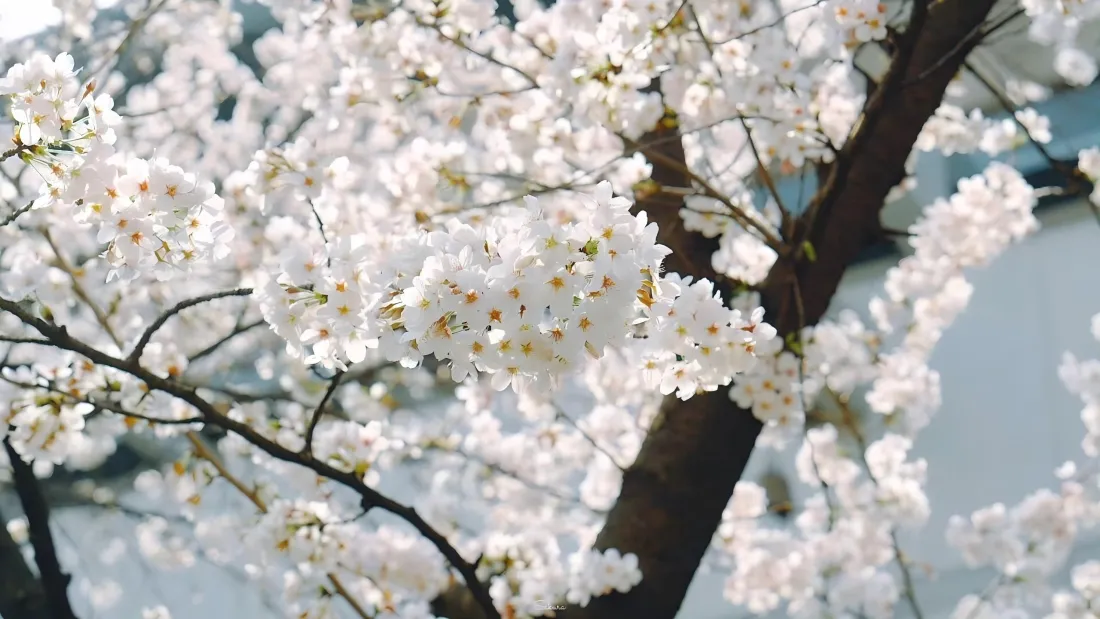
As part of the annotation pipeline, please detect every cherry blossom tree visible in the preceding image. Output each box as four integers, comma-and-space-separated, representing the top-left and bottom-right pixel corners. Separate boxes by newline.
1, 1, 1099, 619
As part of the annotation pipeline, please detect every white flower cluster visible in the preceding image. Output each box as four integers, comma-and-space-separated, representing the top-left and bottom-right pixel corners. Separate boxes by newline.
1060, 346, 1100, 459
830, 0, 889, 43
246, 501, 451, 611
643, 276, 777, 400
566, 548, 643, 607
916, 103, 1052, 158
721, 165, 1036, 446
1019, 0, 1100, 86
1049, 561, 1100, 619
866, 163, 1038, 432
3, 0, 1100, 616
480, 537, 643, 617
0, 366, 90, 464
0, 53, 233, 284
257, 181, 774, 395
717, 427, 928, 617
1079, 147, 1100, 208
944, 314, 1100, 618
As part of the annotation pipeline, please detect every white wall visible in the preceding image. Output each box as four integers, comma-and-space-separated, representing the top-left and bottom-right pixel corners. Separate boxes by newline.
679, 198, 1100, 618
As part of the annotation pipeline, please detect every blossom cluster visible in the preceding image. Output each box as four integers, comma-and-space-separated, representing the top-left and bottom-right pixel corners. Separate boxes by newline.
942, 320, 1100, 618
0, 0, 1099, 618
714, 426, 928, 617
256, 181, 775, 395
711, 161, 1042, 617
0, 53, 233, 284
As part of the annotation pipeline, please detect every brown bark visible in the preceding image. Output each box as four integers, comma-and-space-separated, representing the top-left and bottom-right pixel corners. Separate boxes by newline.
570, 2, 1000, 618
434, 1, 1001, 617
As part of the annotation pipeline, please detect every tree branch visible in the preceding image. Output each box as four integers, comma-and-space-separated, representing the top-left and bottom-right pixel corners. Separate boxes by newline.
0, 504, 49, 619
186, 318, 268, 364
127, 288, 254, 365
566, 2, 999, 618
2, 201, 35, 227
3, 439, 79, 619
302, 369, 347, 457
0, 143, 31, 163
0, 295, 501, 619
183, 433, 373, 619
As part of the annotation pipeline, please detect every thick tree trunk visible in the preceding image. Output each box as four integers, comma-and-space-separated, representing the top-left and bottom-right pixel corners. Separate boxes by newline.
569, 2, 999, 618
433, 2, 1001, 617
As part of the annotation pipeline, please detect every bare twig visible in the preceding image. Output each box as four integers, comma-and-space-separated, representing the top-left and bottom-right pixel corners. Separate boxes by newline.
829, 391, 926, 619
86, 0, 170, 78
0, 295, 501, 619
902, 7, 1024, 87
302, 369, 347, 457
416, 18, 539, 86
554, 408, 627, 472
1, 202, 34, 226
0, 144, 31, 164
127, 288, 253, 365
620, 134, 787, 251
712, 0, 828, 44
42, 228, 123, 348
183, 433, 372, 619
187, 319, 268, 364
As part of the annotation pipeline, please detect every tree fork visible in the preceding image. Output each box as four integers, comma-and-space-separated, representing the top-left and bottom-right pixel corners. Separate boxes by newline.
431, 2, 999, 617
570, 2, 998, 618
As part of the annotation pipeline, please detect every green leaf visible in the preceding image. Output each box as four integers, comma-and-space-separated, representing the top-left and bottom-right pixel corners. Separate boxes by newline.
784, 332, 803, 356
802, 240, 817, 262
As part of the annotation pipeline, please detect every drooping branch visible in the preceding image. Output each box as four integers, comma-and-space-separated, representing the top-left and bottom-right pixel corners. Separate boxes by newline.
0, 296, 502, 619
3, 440, 79, 619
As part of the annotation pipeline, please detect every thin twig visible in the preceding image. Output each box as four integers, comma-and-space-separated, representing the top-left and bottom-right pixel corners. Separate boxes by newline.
187, 319, 268, 364
903, 7, 1023, 87
420, 443, 596, 509
183, 433, 373, 619
554, 407, 627, 472
127, 288, 253, 365
417, 19, 539, 86
620, 134, 786, 251
0, 335, 52, 345
0, 144, 31, 163
86, 0, 170, 78
1, 201, 35, 226
42, 228, 123, 348
0, 295, 500, 619
829, 391, 926, 619
712, 0, 828, 44
0, 373, 204, 426
302, 369, 347, 457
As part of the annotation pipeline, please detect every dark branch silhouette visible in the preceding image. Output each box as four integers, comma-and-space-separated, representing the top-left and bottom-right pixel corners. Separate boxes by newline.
4, 439, 79, 619
0, 504, 50, 619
